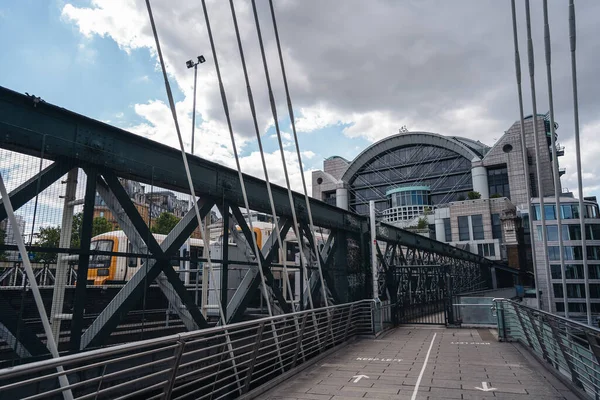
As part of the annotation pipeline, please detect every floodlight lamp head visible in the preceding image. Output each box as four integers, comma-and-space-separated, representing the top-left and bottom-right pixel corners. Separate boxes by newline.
198, 55, 206, 63
186, 60, 194, 69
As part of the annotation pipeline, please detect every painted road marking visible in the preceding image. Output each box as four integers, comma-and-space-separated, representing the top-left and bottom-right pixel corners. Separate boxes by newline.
411, 333, 437, 400
352, 374, 369, 383
450, 341, 490, 345
475, 382, 497, 392
356, 357, 402, 362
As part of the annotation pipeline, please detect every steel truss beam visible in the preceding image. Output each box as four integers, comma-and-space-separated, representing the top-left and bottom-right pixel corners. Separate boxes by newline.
0, 86, 519, 277
0, 160, 72, 221
0, 292, 48, 357
80, 171, 212, 349
227, 206, 291, 321
298, 223, 338, 305
94, 175, 203, 331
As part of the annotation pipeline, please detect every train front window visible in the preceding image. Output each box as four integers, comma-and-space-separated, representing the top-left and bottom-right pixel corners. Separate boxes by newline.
90, 240, 113, 267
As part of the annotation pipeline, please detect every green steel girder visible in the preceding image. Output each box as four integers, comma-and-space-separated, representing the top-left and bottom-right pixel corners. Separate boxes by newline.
0, 292, 48, 358
0, 86, 518, 275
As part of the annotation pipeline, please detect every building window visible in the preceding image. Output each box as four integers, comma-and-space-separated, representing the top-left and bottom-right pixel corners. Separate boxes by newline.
553, 283, 563, 298
589, 265, 600, 279
550, 264, 585, 279
458, 216, 469, 241
569, 303, 587, 313
551, 265, 562, 279
487, 166, 510, 198
590, 284, 600, 299
472, 214, 484, 240
491, 214, 502, 240
537, 225, 559, 241
567, 284, 586, 298
556, 302, 565, 312
443, 218, 451, 242
530, 173, 537, 197
478, 243, 496, 257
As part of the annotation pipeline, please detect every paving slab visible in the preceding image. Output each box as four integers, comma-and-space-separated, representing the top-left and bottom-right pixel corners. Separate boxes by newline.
256, 327, 577, 399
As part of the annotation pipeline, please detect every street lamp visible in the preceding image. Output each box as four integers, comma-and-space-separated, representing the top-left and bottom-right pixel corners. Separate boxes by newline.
186, 55, 206, 155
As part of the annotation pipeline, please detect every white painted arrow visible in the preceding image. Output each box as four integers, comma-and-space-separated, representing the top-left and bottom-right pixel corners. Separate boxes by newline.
475, 382, 497, 392
352, 375, 369, 383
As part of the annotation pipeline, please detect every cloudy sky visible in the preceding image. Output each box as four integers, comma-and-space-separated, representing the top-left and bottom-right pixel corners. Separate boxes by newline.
1, 0, 600, 199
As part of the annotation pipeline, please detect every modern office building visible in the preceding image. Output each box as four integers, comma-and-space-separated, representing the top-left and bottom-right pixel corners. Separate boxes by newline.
531, 196, 600, 323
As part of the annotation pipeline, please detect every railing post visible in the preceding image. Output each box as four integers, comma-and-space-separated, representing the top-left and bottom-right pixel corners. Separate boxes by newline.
163, 340, 186, 400
292, 314, 308, 367
547, 317, 583, 389
243, 322, 265, 394
343, 304, 355, 340
514, 305, 535, 350
525, 308, 551, 363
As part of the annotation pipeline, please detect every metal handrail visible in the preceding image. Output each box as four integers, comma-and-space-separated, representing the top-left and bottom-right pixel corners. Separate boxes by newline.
0, 299, 378, 399
494, 298, 600, 399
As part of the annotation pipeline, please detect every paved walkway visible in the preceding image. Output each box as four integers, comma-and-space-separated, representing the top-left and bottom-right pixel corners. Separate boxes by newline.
257, 326, 578, 400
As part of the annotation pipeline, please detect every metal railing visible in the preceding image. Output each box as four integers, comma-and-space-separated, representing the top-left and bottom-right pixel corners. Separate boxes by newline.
494, 299, 600, 398
0, 300, 378, 399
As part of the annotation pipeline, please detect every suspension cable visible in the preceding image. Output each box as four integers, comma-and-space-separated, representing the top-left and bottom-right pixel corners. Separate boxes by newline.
227, 0, 295, 310
524, 0, 552, 312
198, 0, 275, 320
510, 0, 539, 309
568, 0, 592, 325
144, 0, 244, 392
542, 0, 568, 318
249, 0, 320, 309
265, 0, 329, 306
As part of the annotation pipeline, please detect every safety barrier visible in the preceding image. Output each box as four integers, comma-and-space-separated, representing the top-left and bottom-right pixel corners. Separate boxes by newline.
494, 299, 600, 398
0, 300, 378, 399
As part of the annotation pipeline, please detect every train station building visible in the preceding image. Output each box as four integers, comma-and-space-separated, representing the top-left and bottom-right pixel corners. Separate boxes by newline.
312, 115, 600, 321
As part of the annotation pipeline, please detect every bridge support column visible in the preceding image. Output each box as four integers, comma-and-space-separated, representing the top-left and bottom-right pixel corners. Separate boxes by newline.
71, 168, 97, 352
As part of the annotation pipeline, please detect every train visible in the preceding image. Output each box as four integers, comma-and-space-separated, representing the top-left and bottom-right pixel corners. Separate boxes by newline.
86, 222, 326, 291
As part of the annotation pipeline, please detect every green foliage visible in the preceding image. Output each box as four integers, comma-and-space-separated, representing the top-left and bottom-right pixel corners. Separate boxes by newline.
467, 191, 481, 200
151, 212, 181, 234
456, 194, 466, 201
92, 217, 113, 237
34, 213, 114, 263
35, 226, 61, 262
416, 217, 428, 230
490, 193, 502, 198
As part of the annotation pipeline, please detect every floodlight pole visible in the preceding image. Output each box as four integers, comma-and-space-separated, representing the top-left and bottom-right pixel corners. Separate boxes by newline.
191, 63, 198, 155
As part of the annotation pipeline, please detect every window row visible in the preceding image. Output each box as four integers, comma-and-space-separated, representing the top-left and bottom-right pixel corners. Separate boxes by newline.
366, 146, 460, 170
478, 243, 496, 257
537, 224, 600, 242
554, 283, 600, 299
458, 214, 484, 241
390, 190, 431, 207
552, 264, 600, 279
555, 302, 595, 313
533, 203, 600, 221
547, 246, 600, 261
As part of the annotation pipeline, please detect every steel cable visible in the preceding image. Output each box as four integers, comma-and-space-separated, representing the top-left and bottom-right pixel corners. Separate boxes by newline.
262, 0, 329, 306
144, 1, 243, 393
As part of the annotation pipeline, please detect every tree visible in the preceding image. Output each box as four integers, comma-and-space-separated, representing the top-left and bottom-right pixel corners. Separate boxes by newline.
35, 226, 61, 262
151, 212, 181, 234
490, 193, 502, 199
417, 217, 428, 230
92, 217, 113, 237
467, 191, 481, 200
34, 214, 114, 262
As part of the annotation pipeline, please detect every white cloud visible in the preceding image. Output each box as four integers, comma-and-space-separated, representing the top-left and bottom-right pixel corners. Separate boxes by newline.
59, 0, 600, 201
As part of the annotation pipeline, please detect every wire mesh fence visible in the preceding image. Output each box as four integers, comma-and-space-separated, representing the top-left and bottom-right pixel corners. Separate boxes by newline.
0, 143, 339, 368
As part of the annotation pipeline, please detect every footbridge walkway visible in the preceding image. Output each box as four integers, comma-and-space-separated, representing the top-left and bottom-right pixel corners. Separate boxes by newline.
0, 298, 597, 399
